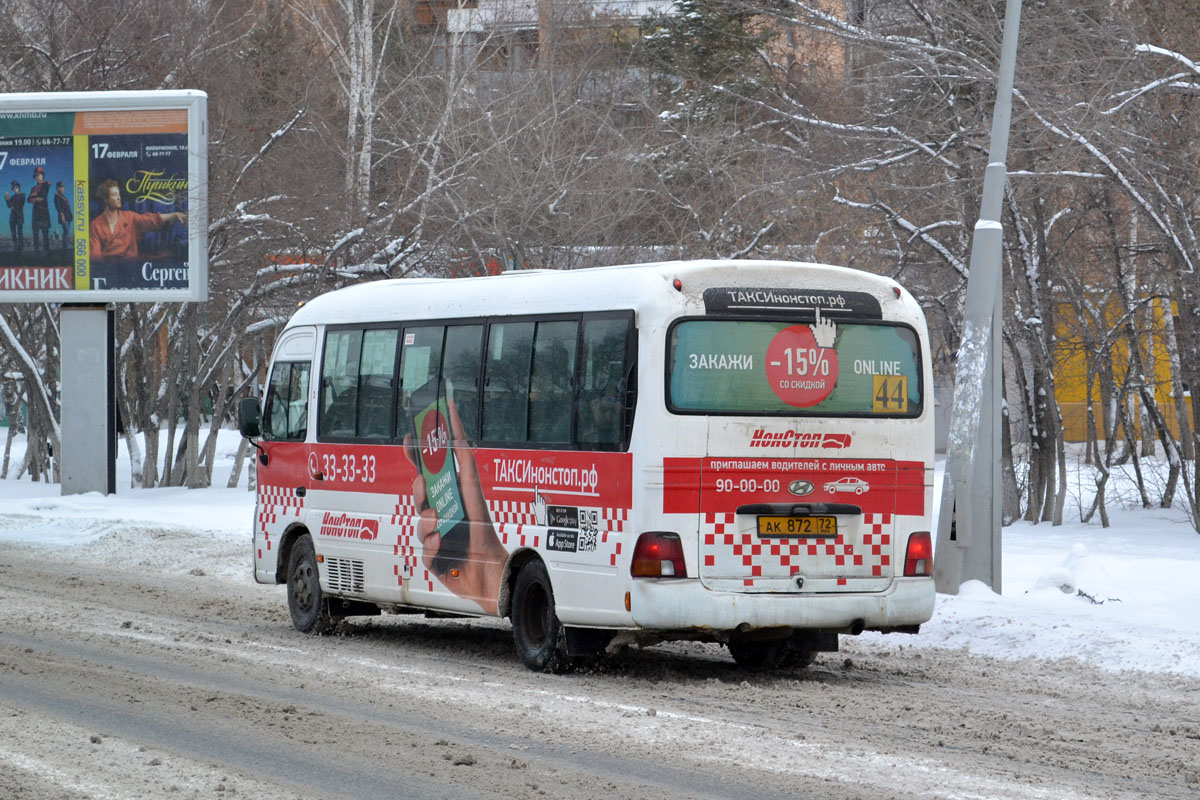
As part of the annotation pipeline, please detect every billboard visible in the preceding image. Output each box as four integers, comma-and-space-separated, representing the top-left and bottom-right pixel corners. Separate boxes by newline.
0, 90, 207, 302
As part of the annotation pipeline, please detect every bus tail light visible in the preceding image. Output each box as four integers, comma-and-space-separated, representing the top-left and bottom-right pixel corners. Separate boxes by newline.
904, 531, 933, 576
631, 532, 687, 578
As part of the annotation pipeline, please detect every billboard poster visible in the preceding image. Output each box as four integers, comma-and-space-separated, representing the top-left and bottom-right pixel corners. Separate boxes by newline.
0, 91, 206, 303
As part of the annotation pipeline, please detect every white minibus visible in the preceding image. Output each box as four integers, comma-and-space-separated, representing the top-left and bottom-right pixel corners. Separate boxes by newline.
239, 260, 935, 671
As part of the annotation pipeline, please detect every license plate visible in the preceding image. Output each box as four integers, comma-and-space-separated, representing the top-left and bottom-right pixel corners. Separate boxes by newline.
757, 515, 837, 538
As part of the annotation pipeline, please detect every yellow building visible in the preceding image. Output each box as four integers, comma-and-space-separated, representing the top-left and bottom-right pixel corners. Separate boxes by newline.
1054, 298, 1193, 443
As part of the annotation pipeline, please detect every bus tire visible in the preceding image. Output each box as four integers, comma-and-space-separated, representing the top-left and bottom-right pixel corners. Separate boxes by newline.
729, 638, 817, 671
780, 645, 818, 669
728, 638, 786, 671
511, 560, 569, 673
287, 534, 334, 634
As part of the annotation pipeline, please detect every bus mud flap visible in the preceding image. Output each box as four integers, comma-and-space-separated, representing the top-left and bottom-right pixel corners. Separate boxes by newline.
564, 627, 616, 657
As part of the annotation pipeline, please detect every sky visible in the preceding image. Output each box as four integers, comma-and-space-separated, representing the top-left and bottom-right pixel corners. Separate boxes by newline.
1, 428, 1198, 678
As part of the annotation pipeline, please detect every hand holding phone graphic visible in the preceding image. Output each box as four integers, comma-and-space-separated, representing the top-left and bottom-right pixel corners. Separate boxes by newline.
403, 379, 505, 613
407, 377, 471, 575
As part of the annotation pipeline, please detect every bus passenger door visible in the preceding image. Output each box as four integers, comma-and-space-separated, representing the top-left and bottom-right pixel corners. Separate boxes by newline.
254, 327, 316, 584
306, 327, 399, 602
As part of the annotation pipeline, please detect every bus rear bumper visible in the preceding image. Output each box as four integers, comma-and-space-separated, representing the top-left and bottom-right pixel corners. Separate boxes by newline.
627, 577, 935, 633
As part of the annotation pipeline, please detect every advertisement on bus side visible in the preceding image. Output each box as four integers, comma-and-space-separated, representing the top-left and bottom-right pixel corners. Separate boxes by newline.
255, 428, 634, 615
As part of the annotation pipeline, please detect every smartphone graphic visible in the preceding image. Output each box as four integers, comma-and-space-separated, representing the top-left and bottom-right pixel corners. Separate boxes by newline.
409, 376, 471, 575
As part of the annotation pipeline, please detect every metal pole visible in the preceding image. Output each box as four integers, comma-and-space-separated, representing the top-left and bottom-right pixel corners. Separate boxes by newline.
933, 0, 1023, 594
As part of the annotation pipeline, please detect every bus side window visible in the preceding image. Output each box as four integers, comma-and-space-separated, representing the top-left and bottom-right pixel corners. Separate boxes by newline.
320, 329, 363, 439
398, 325, 444, 439
356, 328, 398, 439
577, 317, 631, 449
264, 361, 310, 441
443, 324, 483, 441
289, 363, 310, 440
483, 321, 534, 444
529, 320, 577, 445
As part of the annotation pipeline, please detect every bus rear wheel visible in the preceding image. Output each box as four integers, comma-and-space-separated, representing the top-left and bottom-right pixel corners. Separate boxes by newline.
287, 534, 334, 634
728, 637, 817, 671
511, 561, 569, 673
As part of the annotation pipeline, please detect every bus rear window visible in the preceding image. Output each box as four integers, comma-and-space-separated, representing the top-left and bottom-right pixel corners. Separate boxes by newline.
668, 319, 922, 416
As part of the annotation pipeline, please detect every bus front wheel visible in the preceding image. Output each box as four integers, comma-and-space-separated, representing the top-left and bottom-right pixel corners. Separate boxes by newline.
511, 561, 569, 673
287, 534, 334, 634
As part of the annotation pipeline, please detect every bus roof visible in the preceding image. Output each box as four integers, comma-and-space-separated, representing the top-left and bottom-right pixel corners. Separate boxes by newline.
286, 259, 915, 329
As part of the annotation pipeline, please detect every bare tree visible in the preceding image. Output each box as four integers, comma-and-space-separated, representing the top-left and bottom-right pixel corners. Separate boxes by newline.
1, 0, 1198, 517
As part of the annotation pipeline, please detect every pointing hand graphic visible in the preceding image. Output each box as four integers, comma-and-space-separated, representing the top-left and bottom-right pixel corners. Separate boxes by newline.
811, 307, 837, 349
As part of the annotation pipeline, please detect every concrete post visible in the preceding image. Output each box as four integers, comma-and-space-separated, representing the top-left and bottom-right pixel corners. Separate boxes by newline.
934, 0, 1023, 593
60, 306, 116, 495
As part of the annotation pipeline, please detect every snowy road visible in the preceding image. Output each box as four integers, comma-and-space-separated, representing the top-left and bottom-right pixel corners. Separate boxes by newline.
0, 528, 1196, 800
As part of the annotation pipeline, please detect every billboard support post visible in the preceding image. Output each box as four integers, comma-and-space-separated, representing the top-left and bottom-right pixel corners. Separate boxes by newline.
60, 305, 116, 495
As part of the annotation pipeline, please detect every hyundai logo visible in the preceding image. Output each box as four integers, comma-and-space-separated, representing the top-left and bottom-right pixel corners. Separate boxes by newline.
788, 479, 815, 496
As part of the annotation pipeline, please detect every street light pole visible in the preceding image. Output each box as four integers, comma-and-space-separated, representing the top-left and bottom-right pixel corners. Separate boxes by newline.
933, 0, 1023, 594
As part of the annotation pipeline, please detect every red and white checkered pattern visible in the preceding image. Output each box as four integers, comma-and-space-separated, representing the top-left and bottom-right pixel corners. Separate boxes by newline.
489, 499, 538, 527
861, 513, 893, 577
700, 511, 893, 587
601, 508, 627, 566
496, 522, 540, 549
385, 497, 633, 586
488, 499, 540, 549
256, 484, 304, 560
601, 507, 628, 532
390, 494, 425, 590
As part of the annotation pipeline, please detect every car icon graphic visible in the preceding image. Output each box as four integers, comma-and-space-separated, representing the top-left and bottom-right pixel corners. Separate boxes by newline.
824, 476, 869, 495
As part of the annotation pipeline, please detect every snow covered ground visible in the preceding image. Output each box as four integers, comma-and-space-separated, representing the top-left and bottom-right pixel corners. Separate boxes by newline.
2, 429, 1198, 678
